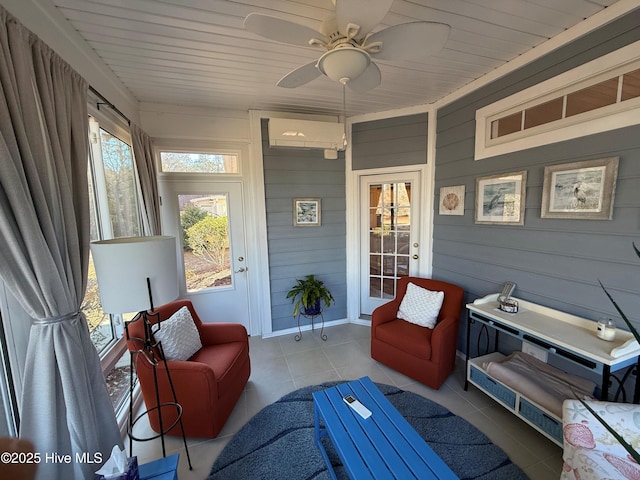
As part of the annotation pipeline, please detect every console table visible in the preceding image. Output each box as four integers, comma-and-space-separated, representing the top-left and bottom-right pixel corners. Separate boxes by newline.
464, 294, 640, 445
465, 294, 640, 402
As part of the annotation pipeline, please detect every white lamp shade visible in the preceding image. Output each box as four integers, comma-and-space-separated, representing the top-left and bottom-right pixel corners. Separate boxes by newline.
317, 47, 371, 83
90, 236, 179, 313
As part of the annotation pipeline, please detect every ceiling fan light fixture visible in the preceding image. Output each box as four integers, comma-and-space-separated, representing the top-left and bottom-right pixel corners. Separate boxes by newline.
317, 47, 370, 84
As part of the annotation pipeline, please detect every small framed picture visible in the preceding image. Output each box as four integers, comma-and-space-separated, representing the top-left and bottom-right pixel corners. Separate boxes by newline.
439, 185, 465, 216
541, 157, 618, 220
475, 171, 527, 225
293, 198, 321, 227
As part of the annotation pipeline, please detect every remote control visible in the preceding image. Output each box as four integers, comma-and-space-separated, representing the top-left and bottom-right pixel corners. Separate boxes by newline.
343, 394, 372, 419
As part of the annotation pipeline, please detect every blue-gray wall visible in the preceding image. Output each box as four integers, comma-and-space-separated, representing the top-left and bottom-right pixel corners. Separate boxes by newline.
433, 11, 640, 362
352, 113, 428, 170
262, 120, 347, 331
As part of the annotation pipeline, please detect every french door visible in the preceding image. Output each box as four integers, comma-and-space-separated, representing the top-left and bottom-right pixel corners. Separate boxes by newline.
360, 172, 422, 315
158, 180, 250, 332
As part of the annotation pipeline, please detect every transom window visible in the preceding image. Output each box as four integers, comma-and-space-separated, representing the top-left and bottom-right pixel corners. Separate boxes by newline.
489, 68, 639, 140
475, 41, 640, 160
160, 151, 239, 174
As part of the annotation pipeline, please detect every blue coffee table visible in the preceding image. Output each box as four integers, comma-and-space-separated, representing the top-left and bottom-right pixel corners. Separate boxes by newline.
312, 376, 458, 480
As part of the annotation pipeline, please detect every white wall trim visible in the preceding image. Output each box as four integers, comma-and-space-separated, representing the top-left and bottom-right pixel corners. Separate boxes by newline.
423, 105, 436, 277
349, 103, 431, 125
344, 116, 359, 323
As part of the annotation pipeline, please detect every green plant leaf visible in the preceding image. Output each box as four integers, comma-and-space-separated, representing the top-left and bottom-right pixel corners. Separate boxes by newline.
598, 279, 640, 345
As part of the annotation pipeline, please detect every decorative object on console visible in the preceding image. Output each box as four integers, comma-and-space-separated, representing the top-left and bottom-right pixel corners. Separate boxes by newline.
90, 236, 192, 469
541, 157, 618, 220
497, 281, 517, 313
596, 318, 617, 342
439, 185, 465, 215
475, 170, 527, 225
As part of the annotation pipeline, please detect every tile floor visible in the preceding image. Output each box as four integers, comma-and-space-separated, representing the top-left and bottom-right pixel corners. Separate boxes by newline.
128, 323, 563, 479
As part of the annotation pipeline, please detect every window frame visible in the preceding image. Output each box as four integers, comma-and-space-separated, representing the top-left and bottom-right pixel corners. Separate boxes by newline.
86, 100, 144, 423
475, 40, 640, 160
156, 143, 244, 177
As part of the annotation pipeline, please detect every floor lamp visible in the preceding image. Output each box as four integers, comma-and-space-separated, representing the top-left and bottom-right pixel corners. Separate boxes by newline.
91, 236, 192, 469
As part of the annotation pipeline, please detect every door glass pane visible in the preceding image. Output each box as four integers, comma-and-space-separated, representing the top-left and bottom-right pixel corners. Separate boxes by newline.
179, 194, 231, 291
368, 182, 411, 300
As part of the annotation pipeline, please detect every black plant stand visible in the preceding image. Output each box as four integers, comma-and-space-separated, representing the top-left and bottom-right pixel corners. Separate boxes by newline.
295, 310, 327, 342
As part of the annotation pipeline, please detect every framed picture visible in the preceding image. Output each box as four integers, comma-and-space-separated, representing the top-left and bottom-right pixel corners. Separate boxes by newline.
293, 198, 321, 227
541, 157, 618, 220
439, 185, 465, 216
475, 171, 527, 225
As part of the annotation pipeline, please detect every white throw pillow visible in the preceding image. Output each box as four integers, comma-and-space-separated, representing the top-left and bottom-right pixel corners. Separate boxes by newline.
152, 306, 202, 361
397, 282, 445, 329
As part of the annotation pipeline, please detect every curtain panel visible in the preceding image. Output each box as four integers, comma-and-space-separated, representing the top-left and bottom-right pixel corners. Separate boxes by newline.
130, 123, 161, 235
0, 7, 121, 480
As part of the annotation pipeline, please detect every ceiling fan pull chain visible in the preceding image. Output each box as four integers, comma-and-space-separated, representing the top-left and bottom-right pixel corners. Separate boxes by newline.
342, 84, 348, 148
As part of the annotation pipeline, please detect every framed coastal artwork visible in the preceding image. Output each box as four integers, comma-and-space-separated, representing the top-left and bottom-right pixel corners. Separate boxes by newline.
475, 171, 527, 225
439, 185, 465, 216
293, 198, 321, 226
541, 157, 618, 220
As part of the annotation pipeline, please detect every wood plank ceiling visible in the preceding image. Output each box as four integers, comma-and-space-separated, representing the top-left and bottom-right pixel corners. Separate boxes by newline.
48, 0, 618, 116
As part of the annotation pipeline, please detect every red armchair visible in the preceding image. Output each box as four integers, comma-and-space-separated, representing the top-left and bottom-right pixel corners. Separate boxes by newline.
125, 299, 250, 438
371, 277, 464, 389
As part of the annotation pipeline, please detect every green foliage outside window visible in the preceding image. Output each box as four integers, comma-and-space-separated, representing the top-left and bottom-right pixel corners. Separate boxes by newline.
180, 205, 208, 249
187, 216, 229, 267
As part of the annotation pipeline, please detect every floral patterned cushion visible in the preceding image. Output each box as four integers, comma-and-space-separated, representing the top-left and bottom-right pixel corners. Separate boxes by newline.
561, 399, 640, 480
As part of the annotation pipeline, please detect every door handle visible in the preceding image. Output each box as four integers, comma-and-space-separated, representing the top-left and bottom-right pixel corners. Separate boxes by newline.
235, 267, 247, 273
412, 254, 419, 259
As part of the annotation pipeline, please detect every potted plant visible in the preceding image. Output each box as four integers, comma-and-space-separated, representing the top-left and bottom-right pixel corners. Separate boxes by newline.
286, 274, 335, 317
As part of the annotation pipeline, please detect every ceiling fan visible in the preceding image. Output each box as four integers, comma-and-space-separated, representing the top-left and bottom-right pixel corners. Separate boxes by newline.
244, 0, 450, 92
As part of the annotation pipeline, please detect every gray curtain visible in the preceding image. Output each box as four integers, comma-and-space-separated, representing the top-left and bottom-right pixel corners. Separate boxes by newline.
0, 8, 122, 480
131, 123, 161, 235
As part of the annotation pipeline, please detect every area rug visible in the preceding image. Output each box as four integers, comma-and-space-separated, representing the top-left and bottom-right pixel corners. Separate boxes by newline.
207, 382, 529, 480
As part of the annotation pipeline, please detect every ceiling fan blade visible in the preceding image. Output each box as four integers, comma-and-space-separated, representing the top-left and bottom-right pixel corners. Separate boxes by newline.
366, 22, 450, 62
276, 61, 322, 88
244, 13, 328, 47
335, 0, 394, 41
346, 62, 381, 93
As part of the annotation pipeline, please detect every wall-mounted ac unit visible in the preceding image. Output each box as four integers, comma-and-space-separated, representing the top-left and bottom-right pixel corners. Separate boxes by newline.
268, 118, 345, 151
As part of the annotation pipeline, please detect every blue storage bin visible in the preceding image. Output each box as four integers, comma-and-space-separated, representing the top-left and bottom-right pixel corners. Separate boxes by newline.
469, 364, 516, 409
518, 398, 563, 443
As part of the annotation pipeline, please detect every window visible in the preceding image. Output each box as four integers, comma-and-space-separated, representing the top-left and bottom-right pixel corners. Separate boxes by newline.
475, 41, 640, 159
160, 151, 239, 174
84, 114, 142, 413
